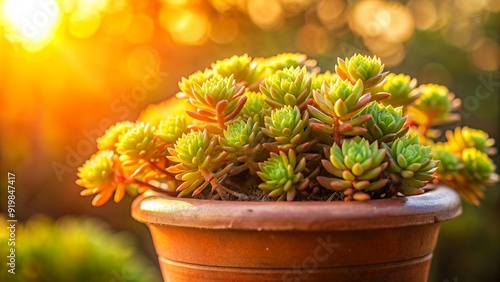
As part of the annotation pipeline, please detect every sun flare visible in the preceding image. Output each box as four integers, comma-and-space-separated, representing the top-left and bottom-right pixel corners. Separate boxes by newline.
1, 0, 61, 51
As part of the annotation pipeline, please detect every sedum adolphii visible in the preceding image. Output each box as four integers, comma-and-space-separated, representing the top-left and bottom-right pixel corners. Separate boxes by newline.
76, 53, 498, 206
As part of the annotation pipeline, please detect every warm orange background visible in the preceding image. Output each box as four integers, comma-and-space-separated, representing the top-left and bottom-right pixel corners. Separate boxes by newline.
1, 1, 498, 281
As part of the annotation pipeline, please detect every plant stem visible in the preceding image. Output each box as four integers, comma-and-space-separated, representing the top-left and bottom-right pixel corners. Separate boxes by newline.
333, 117, 341, 145
148, 160, 175, 181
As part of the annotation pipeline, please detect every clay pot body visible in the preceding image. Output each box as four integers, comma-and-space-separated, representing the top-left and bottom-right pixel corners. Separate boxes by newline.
132, 186, 461, 282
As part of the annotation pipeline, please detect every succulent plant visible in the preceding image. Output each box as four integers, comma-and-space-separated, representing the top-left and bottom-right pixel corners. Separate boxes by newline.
212, 54, 261, 87
155, 115, 188, 144
407, 84, 461, 130
167, 130, 237, 198
335, 54, 388, 91
356, 102, 409, 144
378, 73, 421, 107
308, 78, 374, 143
219, 118, 264, 174
181, 74, 246, 132
317, 137, 388, 201
432, 144, 464, 175
262, 53, 317, 74
257, 150, 310, 201
138, 97, 194, 126
462, 148, 497, 184
311, 78, 367, 121
77, 52, 498, 207
0, 215, 161, 282
445, 127, 496, 155
436, 147, 499, 205
177, 69, 213, 99
385, 136, 438, 196
260, 66, 312, 110
76, 150, 124, 206
97, 121, 135, 151
262, 105, 313, 152
238, 91, 269, 121
115, 122, 161, 166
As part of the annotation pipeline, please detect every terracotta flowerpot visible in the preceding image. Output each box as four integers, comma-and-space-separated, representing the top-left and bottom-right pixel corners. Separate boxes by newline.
132, 186, 461, 282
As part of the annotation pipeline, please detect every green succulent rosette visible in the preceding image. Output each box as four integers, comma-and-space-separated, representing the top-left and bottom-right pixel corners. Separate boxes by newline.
177, 69, 213, 99
445, 127, 496, 155
257, 150, 309, 201
182, 74, 246, 131
76, 150, 114, 191
261, 53, 317, 75
378, 73, 421, 107
432, 143, 464, 175
155, 115, 187, 144
76, 150, 126, 206
238, 91, 269, 122
335, 54, 388, 91
318, 137, 389, 201
115, 122, 162, 166
437, 147, 499, 206
211, 54, 261, 87
262, 105, 313, 152
219, 118, 264, 174
167, 130, 231, 197
310, 78, 368, 121
220, 119, 257, 151
97, 121, 135, 151
356, 102, 409, 144
308, 79, 374, 138
385, 136, 438, 195
260, 66, 312, 109
462, 148, 497, 184
407, 84, 461, 128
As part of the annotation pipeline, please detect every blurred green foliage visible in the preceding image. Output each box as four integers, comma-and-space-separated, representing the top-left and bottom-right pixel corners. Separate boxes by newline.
0, 215, 161, 282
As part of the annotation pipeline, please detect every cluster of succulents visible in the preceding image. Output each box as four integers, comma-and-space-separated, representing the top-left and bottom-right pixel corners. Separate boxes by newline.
0, 215, 161, 282
77, 53, 498, 205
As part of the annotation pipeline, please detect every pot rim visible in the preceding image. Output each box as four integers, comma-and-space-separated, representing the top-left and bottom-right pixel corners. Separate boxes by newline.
131, 185, 462, 231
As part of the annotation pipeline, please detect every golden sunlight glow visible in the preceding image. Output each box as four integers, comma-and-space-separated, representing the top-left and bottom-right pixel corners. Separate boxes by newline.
162, 0, 200, 10
126, 14, 155, 44
160, 8, 208, 45
471, 38, 499, 71
317, 0, 346, 30
75, 0, 108, 13
296, 24, 331, 54
1, 0, 61, 51
247, 0, 284, 30
208, 16, 238, 44
68, 9, 101, 39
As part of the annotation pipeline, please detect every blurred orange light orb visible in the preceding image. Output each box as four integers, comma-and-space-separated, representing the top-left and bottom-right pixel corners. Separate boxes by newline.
247, 0, 284, 30
69, 10, 102, 39
160, 8, 208, 45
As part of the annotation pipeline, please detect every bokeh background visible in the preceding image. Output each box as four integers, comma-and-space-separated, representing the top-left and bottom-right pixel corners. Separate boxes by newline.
0, 0, 498, 281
